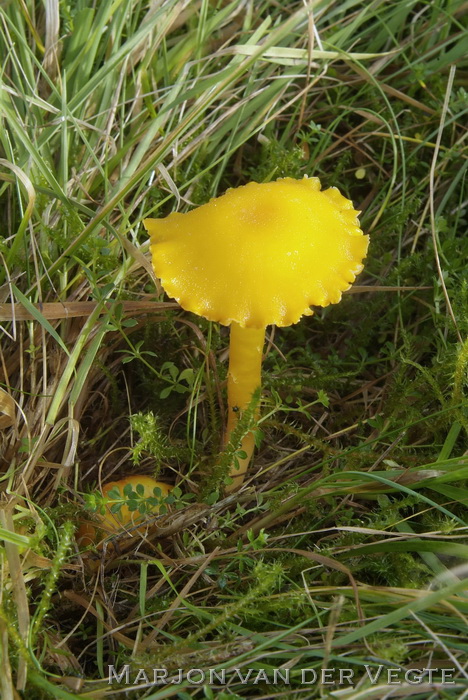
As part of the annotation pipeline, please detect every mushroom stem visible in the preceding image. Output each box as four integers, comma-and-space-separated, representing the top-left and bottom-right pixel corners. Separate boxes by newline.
224, 322, 265, 491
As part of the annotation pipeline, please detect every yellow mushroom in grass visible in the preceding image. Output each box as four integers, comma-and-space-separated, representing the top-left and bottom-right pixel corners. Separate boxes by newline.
144, 177, 369, 491
77, 476, 171, 547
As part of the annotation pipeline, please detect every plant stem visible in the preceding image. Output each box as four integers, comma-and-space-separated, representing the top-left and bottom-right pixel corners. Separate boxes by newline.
225, 322, 265, 491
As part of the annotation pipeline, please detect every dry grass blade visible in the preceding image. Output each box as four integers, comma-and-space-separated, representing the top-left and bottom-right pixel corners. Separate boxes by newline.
0, 388, 15, 429
0, 300, 178, 321
140, 546, 221, 650
0, 617, 16, 700
0, 509, 29, 690
428, 64, 461, 344
0, 289, 426, 321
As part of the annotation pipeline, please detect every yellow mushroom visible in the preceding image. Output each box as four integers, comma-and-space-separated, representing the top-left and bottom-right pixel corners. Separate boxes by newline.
144, 176, 369, 491
77, 476, 171, 547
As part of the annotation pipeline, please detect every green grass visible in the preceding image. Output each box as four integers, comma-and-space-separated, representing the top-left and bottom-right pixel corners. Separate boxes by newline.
0, 0, 467, 698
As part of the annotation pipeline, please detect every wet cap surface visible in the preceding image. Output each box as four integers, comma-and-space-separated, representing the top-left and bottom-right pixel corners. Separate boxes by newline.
144, 177, 369, 328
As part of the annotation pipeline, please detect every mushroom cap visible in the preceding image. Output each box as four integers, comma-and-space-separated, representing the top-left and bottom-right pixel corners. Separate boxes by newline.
77, 477, 172, 547
144, 176, 369, 329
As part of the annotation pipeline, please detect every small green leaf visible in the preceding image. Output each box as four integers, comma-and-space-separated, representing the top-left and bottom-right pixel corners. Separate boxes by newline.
122, 318, 138, 328
123, 483, 134, 497
254, 428, 264, 448
205, 490, 219, 505
107, 487, 121, 500
317, 389, 329, 407
113, 304, 123, 322
179, 368, 195, 384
